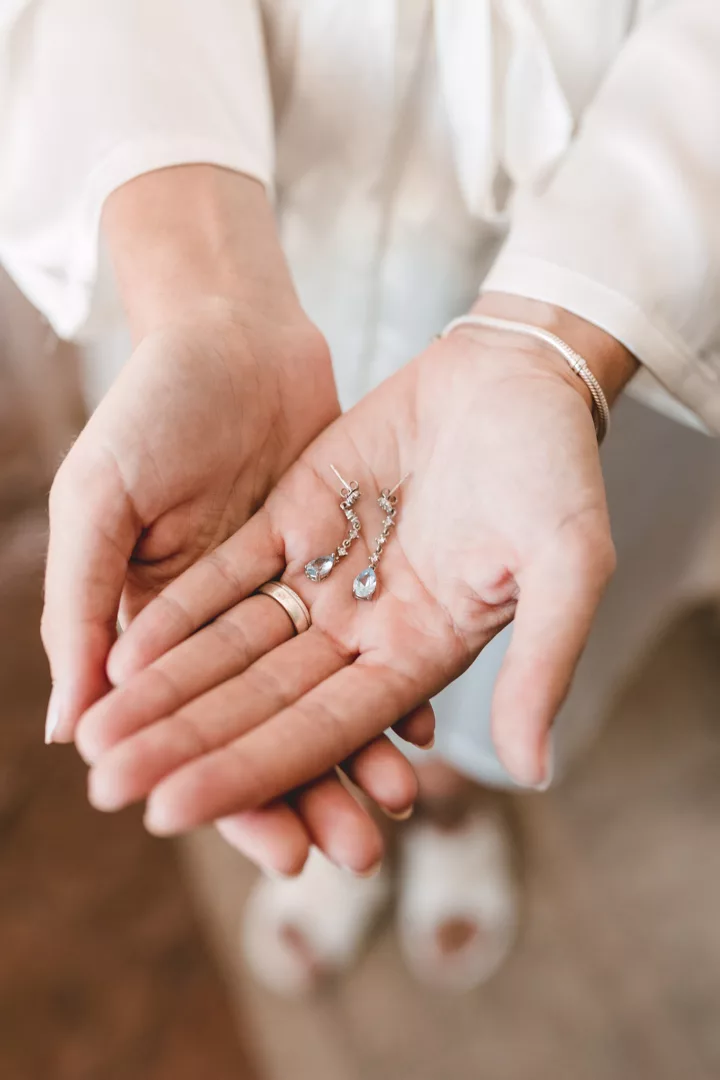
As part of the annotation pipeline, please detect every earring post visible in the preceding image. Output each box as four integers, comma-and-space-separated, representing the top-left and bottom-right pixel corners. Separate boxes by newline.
388, 471, 411, 498
330, 463, 353, 491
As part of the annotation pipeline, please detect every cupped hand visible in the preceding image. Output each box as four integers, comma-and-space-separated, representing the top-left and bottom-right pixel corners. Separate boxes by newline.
46, 300, 434, 873
42, 299, 339, 741
78, 306, 622, 845
41, 165, 435, 875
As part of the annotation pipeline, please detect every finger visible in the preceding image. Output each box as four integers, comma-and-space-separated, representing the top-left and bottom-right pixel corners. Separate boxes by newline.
491, 536, 615, 787
143, 656, 429, 833
88, 627, 349, 812
42, 451, 141, 743
392, 701, 435, 749
107, 507, 284, 684
216, 802, 311, 877
343, 735, 418, 819
76, 592, 295, 762
292, 773, 384, 874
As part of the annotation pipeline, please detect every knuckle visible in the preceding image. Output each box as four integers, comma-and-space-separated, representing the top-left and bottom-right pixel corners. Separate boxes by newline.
205, 547, 244, 593
48, 446, 97, 522
581, 531, 616, 584
39, 606, 54, 654
49, 443, 120, 523
47, 459, 76, 516
209, 612, 252, 662
171, 710, 213, 760
597, 536, 617, 581
563, 515, 616, 585
153, 592, 196, 642
289, 318, 330, 368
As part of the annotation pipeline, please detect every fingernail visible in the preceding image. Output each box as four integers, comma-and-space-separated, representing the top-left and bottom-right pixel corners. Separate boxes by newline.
348, 859, 382, 879
265, 865, 303, 882
381, 804, 414, 821
532, 743, 555, 793
503, 741, 546, 789
143, 802, 175, 835
89, 773, 128, 814
418, 735, 435, 750
44, 687, 60, 745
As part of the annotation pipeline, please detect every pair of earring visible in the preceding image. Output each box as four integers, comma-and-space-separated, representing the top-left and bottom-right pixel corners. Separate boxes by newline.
304, 465, 406, 601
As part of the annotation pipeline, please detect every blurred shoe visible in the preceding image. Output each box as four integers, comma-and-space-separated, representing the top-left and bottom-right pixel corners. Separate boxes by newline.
396, 803, 518, 990
242, 846, 391, 996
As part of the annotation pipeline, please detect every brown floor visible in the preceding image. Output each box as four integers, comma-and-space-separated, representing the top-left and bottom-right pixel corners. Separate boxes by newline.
182, 608, 720, 1080
2, 273, 719, 1080
0, 279, 260, 1080
0, 567, 261, 1080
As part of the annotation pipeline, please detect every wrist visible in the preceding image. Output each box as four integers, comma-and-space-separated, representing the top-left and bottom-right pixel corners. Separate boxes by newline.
102, 165, 301, 343
467, 293, 639, 409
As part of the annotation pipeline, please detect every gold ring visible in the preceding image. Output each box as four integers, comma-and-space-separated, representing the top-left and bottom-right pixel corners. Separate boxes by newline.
256, 581, 311, 635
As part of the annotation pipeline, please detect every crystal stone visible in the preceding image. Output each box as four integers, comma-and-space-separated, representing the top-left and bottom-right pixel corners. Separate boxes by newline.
353, 566, 377, 600
305, 555, 335, 582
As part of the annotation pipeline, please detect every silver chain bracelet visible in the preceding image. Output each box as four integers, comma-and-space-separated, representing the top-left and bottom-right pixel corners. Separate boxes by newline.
441, 313, 611, 443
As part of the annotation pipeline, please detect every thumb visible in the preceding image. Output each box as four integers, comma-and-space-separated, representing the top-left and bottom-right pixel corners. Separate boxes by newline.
491, 531, 615, 787
42, 446, 141, 743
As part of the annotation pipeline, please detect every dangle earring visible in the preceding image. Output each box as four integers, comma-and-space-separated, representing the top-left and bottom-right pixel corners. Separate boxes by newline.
352, 474, 409, 600
304, 465, 362, 582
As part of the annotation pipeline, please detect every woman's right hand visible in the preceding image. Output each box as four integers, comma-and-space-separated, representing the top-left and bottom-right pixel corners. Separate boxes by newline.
42, 167, 343, 746
42, 165, 427, 875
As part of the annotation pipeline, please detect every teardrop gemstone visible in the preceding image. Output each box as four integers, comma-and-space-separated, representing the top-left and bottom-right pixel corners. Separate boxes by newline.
305, 555, 335, 582
353, 567, 377, 600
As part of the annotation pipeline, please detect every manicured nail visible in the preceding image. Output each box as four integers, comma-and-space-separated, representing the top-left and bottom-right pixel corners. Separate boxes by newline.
382, 804, 414, 821
89, 772, 128, 814
143, 802, 175, 835
418, 735, 435, 750
44, 687, 60, 745
350, 859, 382, 879
532, 743, 555, 793
265, 865, 303, 882
502, 739, 546, 789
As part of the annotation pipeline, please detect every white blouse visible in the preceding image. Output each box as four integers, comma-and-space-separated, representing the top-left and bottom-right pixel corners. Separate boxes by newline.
1, 0, 720, 431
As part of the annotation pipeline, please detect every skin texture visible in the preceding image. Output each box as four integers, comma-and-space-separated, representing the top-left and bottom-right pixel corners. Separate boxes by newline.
42, 167, 429, 874
75, 310, 634, 859
42, 165, 637, 876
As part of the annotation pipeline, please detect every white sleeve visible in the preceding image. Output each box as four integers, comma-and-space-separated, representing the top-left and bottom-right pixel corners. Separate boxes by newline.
482, 0, 720, 434
0, 0, 274, 339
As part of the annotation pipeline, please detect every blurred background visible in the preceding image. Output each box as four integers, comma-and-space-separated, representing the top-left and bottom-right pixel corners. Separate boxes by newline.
1, 267, 719, 1080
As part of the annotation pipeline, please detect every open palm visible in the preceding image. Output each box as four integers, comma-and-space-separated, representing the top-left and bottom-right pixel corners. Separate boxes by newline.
42, 302, 339, 741
77, 326, 615, 845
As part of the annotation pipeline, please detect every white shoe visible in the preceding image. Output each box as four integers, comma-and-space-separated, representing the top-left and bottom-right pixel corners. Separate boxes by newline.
397, 805, 518, 991
242, 847, 391, 996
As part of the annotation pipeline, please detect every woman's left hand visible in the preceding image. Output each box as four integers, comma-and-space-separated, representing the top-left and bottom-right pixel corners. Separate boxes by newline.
75, 298, 632, 863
